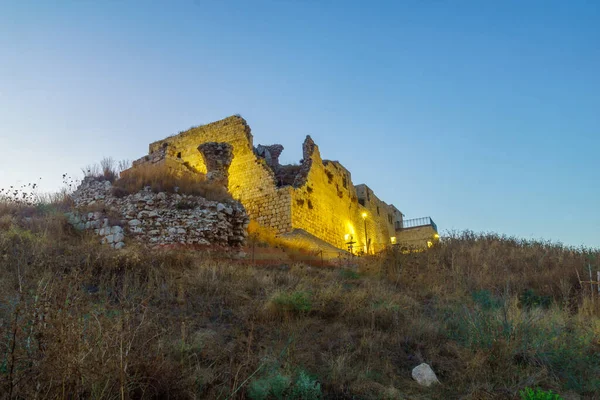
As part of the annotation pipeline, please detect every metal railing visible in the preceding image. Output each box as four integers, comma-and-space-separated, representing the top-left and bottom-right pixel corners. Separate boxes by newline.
396, 217, 437, 232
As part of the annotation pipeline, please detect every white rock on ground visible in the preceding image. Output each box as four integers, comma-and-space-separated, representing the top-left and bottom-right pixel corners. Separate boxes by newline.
411, 363, 439, 387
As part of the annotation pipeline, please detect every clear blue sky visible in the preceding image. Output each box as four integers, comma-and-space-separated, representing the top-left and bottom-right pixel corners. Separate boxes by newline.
1, 0, 598, 247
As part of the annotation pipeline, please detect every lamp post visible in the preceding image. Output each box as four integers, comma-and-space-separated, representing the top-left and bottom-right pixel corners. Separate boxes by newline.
362, 212, 368, 254
345, 234, 355, 254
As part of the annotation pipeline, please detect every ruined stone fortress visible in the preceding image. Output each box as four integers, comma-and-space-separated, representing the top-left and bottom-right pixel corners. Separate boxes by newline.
129, 116, 438, 254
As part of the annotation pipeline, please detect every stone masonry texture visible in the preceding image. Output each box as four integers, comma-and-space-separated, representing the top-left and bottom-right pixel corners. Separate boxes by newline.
70, 176, 250, 248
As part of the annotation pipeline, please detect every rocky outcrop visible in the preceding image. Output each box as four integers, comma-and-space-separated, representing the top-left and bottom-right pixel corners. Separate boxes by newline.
70, 177, 250, 248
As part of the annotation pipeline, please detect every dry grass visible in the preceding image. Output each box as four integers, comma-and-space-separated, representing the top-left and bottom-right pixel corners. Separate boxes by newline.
247, 220, 287, 248
113, 163, 232, 202
1, 197, 599, 399
82, 157, 129, 183
246, 221, 328, 265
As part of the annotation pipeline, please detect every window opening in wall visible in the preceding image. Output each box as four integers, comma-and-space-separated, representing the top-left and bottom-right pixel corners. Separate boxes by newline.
342, 175, 347, 189
177, 152, 182, 159
377, 206, 380, 215
358, 198, 365, 206
366, 191, 370, 202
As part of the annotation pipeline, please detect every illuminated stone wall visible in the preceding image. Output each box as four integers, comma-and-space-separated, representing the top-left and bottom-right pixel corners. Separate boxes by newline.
396, 226, 438, 249
355, 184, 400, 252
148, 117, 293, 234
137, 116, 410, 253
289, 140, 397, 253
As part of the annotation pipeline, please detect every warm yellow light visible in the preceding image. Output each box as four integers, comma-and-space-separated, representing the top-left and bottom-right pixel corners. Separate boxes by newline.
434, 233, 440, 239
344, 234, 351, 241
427, 240, 433, 248
361, 212, 367, 219
390, 236, 396, 244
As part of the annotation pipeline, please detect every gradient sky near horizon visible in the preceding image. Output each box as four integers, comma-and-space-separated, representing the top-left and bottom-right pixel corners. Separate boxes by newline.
1, 0, 599, 247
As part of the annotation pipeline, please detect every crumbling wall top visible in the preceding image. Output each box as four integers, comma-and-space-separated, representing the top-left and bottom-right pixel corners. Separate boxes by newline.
293, 135, 318, 188
149, 115, 253, 154
255, 144, 284, 168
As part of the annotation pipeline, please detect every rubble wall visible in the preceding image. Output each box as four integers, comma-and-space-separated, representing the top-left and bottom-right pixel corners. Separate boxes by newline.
71, 177, 250, 248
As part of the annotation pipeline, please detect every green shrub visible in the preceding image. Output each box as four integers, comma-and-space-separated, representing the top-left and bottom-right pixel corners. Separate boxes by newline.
520, 289, 552, 309
272, 291, 312, 313
248, 372, 291, 400
519, 387, 563, 400
248, 378, 271, 400
249, 370, 320, 400
445, 305, 511, 348
290, 370, 321, 400
471, 289, 503, 310
270, 373, 292, 399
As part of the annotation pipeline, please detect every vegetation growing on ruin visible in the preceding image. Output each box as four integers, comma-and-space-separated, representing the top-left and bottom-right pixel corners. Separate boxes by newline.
112, 163, 232, 202
82, 157, 130, 183
1, 190, 599, 399
79, 157, 233, 203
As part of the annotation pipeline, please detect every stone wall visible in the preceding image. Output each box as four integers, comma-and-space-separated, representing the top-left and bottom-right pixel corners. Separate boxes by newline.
67, 210, 126, 249
130, 142, 198, 177
70, 177, 249, 248
132, 115, 432, 254
396, 226, 438, 249
354, 184, 401, 252
288, 139, 395, 253
147, 117, 293, 234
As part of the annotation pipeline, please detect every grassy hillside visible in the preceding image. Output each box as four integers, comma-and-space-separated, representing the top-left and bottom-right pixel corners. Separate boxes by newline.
0, 196, 599, 399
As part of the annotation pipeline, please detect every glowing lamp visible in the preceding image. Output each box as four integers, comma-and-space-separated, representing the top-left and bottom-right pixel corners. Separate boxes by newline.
362, 212, 367, 219
390, 236, 396, 244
